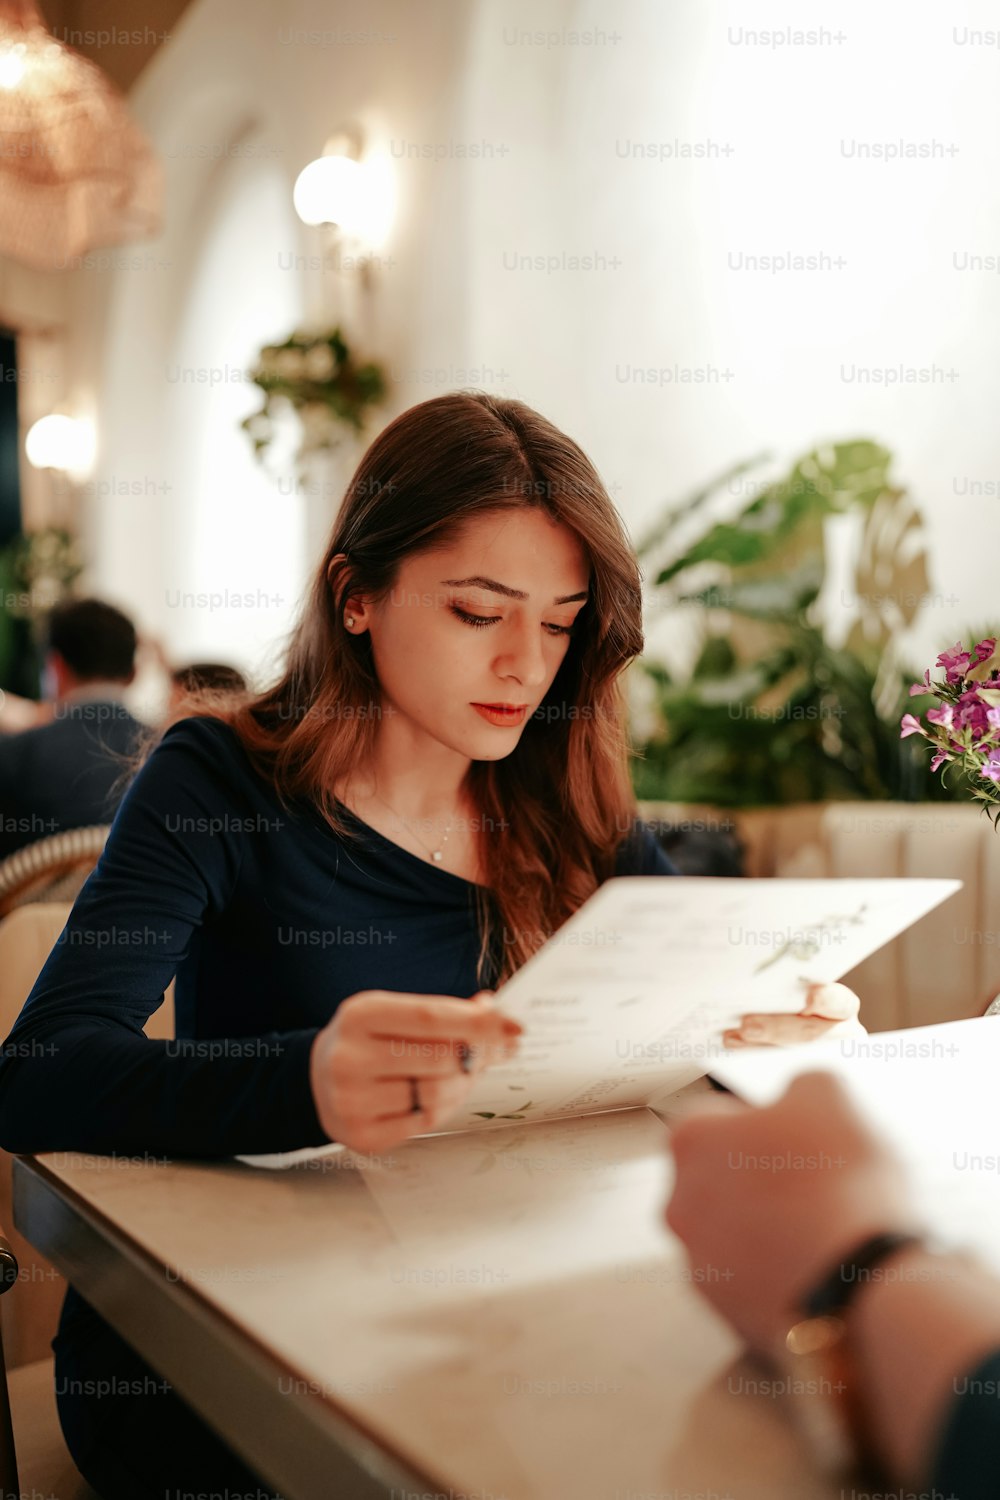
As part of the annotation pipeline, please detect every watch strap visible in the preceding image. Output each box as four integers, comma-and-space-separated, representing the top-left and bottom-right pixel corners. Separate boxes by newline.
800, 1231, 923, 1319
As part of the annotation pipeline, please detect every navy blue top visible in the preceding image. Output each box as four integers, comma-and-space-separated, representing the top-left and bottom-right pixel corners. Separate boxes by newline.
0, 715, 675, 1160
932, 1347, 1000, 1499
0, 698, 144, 858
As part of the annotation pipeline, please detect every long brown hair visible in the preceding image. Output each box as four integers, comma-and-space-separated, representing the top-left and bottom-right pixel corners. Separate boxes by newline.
135, 391, 647, 987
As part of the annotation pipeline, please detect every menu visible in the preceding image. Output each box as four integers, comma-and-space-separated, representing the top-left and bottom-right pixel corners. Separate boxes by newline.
435, 876, 960, 1134
236, 876, 958, 1168
710, 1014, 1000, 1275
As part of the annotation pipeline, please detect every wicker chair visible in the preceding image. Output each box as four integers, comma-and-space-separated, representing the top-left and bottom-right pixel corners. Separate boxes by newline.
0, 900, 174, 1496
0, 827, 110, 920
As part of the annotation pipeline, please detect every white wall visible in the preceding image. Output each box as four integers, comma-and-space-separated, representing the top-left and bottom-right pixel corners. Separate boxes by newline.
62, 0, 1000, 689
459, 0, 1000, 675
76, 0, 477, 685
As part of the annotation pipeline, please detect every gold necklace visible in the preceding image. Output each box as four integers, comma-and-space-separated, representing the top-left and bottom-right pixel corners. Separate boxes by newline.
368, 788, 459, 864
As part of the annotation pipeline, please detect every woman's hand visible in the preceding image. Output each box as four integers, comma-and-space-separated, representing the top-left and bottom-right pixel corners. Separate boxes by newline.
664, 1071, 919, 1352
309, 989, 523, 1154
722, 980, 866, 1050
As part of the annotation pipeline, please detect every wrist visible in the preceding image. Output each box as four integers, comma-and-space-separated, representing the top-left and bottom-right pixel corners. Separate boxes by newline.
795, 1229, 925, 1322
843, 1246, 1000, 1486
783, 1236, 1000, 1487
779, 1230, 927, 1478
837, 1239, 942, 1336
764, 1220, 919, 1350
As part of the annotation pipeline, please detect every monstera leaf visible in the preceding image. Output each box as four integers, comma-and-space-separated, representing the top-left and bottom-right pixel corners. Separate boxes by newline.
653, 475, 825, 585
652, 441, 892, 589
791, 440, 892, 512
630, 436, 960, 805
846, 484, 931, 654
681, 558, 824, 622
634, 454, 765, 561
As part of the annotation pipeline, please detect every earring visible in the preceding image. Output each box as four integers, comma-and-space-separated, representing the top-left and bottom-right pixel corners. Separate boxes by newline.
346, 615, 355, 628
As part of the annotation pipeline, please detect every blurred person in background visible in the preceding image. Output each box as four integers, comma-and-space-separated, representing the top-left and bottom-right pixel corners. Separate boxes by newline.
0, 689, 51, 734
168, 660, 248, 717
666, 1072, 1000, 1500
0, 597, 142, 858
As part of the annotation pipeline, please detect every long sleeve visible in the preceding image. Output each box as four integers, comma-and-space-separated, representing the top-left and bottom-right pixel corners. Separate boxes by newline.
0, 722, 331, 1159
931, 1347, 1000, 1500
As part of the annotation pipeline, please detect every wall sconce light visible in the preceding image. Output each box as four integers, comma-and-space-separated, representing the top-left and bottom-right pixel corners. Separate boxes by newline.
25, 413, 96, 478
23, 411, 95, 534
293, 134, 362, 230
292, 126, 392, 251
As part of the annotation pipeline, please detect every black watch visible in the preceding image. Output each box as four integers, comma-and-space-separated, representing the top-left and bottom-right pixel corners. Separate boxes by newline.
799, 1231, 924, 1320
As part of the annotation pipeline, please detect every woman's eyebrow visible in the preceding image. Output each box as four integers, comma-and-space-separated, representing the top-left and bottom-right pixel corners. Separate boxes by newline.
440, 575, 589, 604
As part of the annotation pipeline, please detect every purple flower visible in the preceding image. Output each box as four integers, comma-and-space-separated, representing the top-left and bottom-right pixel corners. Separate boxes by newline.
937, 643, 973, 683
975, 638, 997, 664
909, 670, 933, 697
900, 714, 926, 739
930, 749, 951, 772
955, 689, 991, 739
981, 750, 1000, 784
988, 707, 1000, 732
926, 705, 954, 730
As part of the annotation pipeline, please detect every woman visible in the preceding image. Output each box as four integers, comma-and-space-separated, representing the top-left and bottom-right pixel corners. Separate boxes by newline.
0, 392, 860, 1498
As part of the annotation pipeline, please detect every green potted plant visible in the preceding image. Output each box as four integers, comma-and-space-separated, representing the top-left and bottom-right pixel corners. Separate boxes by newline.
631, 441, 975, 806
0, 527, 82, 696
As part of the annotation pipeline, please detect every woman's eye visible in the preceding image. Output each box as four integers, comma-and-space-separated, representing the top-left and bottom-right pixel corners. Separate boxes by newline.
450, 606, 575, 637
451, 606, 499, 630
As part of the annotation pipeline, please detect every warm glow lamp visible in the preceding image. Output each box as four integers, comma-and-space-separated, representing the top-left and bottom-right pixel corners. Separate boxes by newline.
292, 153, 363, 230
25, 414, 96, 477
292, 129, 393, 250
0, 0, 162, 270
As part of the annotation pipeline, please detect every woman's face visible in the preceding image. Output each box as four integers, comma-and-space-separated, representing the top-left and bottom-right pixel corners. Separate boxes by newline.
353, 509, 591, 762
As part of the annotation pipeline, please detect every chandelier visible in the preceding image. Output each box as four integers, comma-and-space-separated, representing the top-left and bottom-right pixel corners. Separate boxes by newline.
0, 0, 162, 271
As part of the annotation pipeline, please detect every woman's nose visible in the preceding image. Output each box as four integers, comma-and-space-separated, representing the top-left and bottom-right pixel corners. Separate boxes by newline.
497, 619, 547, 687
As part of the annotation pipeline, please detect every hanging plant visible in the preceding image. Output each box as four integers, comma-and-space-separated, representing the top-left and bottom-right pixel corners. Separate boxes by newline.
240, 326, 386, 466
2, 527, 83, 620
0, 527, 83, 696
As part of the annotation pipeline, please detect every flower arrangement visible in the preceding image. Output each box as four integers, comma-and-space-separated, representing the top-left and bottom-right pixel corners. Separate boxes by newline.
240, 326, 386, 466
901, 637, 1000, 824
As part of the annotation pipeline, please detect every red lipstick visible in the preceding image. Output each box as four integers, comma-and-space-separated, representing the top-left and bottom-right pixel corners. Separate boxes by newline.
471, 703, 528, 727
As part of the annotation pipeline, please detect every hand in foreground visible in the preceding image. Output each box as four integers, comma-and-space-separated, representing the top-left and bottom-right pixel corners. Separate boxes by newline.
664, 1071, 919, 1352
309, 990, 523, 1155
723, 980, 866, 1050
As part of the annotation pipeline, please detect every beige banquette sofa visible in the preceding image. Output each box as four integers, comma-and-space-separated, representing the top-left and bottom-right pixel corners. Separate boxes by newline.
0, 798, 996, 1489
637, 799, 1000, 1031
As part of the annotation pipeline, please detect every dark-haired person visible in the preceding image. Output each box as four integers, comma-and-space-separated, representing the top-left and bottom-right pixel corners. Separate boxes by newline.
0, 597, 142, 858
666, 1073, 1000, 1500
0, 394, 862, 1499
167, 660, 249, 718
